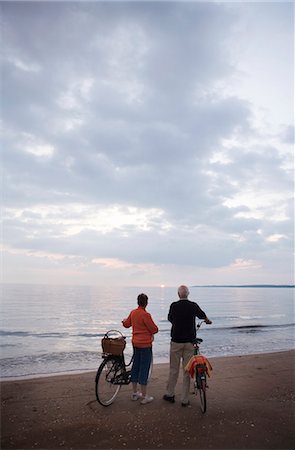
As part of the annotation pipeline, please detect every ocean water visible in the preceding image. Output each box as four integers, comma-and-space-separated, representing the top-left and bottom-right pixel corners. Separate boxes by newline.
0, 284, 294, 379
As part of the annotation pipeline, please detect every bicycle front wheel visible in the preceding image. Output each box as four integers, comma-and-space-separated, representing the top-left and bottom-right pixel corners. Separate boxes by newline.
199, 378, 207, 413
95, 356, 123, 406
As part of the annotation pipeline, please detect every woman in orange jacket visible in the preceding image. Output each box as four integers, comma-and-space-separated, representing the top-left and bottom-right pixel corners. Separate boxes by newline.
122, 293, 158, 404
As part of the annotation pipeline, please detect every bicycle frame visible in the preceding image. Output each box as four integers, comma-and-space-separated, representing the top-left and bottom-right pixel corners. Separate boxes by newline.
101, 347, 134, 385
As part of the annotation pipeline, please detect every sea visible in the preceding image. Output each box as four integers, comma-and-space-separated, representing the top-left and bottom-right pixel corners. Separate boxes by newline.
0, 284, 294, 380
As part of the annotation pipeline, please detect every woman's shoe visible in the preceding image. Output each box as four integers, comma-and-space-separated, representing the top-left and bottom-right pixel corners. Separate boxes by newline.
140, 395, 154, 404
131, 392, 142, 401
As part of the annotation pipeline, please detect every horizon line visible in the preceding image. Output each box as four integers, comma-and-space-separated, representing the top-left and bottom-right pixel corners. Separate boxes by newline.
192, 284, 295, 288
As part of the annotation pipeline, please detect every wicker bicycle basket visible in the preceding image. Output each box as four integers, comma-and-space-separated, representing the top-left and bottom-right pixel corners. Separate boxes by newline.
101, 330, 126, 355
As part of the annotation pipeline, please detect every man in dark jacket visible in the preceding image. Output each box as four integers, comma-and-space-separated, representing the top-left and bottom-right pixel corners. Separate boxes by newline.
163, 285, 212, 406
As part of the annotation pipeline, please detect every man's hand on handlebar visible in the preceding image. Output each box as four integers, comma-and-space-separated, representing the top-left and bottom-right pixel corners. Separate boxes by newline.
205, 318, 212, 325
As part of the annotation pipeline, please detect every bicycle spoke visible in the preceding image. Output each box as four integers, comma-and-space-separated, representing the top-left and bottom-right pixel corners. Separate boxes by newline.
195, 374, 207, 413
199, 378, 207, 413
95, 357, 123, 406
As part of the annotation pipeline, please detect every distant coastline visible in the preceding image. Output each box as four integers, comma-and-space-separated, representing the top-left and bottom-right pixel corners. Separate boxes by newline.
192, 284, 295, 288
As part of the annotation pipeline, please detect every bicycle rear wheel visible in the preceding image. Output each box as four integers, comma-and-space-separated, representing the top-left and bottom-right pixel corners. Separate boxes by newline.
199, 378, 207, 413
95, 356, 124, 406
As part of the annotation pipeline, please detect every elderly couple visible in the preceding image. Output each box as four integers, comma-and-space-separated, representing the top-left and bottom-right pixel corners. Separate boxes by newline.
122, 285, 212, 405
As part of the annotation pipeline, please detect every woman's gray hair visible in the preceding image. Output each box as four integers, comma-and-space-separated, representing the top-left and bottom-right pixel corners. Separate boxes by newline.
178, 285, 190, 299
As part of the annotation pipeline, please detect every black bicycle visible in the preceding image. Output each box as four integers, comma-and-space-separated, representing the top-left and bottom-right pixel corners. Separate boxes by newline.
95, 330, 133, 406
95, 330, 153, 406
192, 321, 210, 413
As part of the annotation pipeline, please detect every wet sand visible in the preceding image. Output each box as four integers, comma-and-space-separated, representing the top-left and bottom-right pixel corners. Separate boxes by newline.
1, 350, 294, 449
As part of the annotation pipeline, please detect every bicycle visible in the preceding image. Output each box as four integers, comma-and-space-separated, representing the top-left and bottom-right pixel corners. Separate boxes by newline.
95, 330, 133, 406
95, 330, 153, 406
191, 320, 211, 413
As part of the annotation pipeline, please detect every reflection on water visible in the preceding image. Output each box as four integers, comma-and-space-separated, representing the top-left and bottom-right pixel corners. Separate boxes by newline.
1, 284, 294, 378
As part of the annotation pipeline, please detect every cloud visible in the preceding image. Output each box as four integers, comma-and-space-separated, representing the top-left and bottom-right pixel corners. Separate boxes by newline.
2, 1, 293, 285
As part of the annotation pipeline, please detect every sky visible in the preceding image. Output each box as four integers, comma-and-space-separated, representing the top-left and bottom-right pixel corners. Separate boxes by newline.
1, 1, 294, 287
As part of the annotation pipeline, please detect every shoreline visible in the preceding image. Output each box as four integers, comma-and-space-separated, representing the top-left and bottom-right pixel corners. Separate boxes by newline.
1, 349, 295, 449
1, 348, 294, 382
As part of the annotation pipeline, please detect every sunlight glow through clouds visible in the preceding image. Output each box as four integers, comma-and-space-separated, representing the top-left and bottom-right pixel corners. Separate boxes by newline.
2, 245, 71, 262
91, 257, 152, 271
18, 133, 55, 158
91, 257, 132, 269
227, 258, 262, 271
224, 192, 290, 221
5, 204, 171, 236
266, 234, 287, 243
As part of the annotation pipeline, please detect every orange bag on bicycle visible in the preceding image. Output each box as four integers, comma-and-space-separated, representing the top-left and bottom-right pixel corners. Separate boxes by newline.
185, 355, 213, 378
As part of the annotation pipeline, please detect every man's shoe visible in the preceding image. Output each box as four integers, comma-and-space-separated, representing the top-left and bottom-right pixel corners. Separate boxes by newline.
163, 394, 175, 403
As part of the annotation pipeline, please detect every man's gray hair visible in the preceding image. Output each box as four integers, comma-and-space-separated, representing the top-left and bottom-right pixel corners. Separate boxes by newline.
178, 285, 190, 299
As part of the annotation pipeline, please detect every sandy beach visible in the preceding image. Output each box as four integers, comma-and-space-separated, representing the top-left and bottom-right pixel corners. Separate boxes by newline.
1, 350, 294, 450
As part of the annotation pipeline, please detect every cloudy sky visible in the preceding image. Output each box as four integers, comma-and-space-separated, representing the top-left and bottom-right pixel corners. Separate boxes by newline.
2, 1, 294, 287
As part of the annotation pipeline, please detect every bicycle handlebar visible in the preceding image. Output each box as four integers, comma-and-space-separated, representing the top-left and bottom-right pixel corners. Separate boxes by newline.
197, 319, 212, 329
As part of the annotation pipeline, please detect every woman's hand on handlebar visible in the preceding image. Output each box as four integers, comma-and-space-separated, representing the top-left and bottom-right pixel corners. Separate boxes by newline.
205, 318, 212, 325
